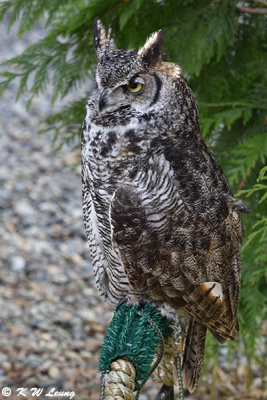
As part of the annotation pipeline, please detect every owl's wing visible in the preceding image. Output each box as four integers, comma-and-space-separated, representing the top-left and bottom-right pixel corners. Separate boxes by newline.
110, 181, 241, 341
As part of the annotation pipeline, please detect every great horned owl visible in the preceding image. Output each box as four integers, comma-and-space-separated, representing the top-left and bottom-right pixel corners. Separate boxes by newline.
81, 19, 248, 393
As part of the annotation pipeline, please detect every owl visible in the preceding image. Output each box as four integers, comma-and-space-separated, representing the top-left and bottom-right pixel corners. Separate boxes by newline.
81, 19, 248, 393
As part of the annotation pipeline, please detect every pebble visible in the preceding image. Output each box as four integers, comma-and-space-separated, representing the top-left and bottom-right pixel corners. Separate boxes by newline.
48, 366, 61, 380
25, 354, 43, 369
14, 200, 35, 216
78, 309, 96, 321
41, 360, 53, 370
11, 256, 26, 272
2, 362, 12, 371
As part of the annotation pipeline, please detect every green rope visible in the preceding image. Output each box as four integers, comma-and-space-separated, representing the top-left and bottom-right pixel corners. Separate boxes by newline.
99, 375, 105, 400
135, 310, 166, 399
99, 303, 173, 391
174, 317, 185, 400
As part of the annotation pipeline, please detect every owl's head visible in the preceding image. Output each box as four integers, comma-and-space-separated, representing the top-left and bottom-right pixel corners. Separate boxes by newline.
90, 19, 198, 133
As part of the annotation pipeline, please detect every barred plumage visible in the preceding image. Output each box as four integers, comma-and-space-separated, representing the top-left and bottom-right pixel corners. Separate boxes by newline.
81, 19, 248, 393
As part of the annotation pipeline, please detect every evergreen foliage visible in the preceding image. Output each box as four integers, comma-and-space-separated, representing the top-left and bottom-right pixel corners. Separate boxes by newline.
1, 0, 266, 382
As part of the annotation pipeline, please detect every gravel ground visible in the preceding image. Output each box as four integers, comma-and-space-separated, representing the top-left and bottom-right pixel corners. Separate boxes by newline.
0, 15, 266, 400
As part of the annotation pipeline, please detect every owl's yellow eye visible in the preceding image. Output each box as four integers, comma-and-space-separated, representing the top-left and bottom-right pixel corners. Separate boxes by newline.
126, 82, 143, 93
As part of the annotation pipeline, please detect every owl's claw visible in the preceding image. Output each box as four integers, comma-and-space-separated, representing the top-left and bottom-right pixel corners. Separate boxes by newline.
116, 297, 129, 311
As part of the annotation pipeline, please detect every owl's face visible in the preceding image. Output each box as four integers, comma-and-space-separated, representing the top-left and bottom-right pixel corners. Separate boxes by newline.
87, 19, 199, 146
96, 62, 164, 115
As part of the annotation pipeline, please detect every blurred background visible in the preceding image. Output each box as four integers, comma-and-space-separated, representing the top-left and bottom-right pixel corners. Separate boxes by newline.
0, 1, 266, 399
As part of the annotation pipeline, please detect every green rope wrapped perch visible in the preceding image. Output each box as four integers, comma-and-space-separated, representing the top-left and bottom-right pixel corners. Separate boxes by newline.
99, 303, 174, 397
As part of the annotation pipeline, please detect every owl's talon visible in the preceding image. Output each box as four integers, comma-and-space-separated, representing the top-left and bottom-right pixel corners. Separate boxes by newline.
116, 297, 129, 311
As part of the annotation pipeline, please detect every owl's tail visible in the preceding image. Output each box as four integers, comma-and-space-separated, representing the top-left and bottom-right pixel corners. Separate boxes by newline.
182, 318, 207, 393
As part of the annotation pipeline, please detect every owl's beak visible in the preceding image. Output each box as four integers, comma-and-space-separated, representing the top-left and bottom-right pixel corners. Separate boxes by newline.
98, 89, 108, 112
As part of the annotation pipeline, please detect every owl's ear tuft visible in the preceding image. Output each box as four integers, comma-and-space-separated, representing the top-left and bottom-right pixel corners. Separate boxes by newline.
93, 18, 116, 58
138, 29, 164, 67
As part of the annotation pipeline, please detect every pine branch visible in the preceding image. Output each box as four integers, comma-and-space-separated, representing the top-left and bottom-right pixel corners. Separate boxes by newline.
243, 218, 267, 248
238, 166, 267, 202
237, 172, 249, 193
251, 0, 267, 6
228, 134, 267, 186
0, 0, 69, 34
201, 101, 267, 110
236, 4, 267, 15
39, 97, 87, 150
